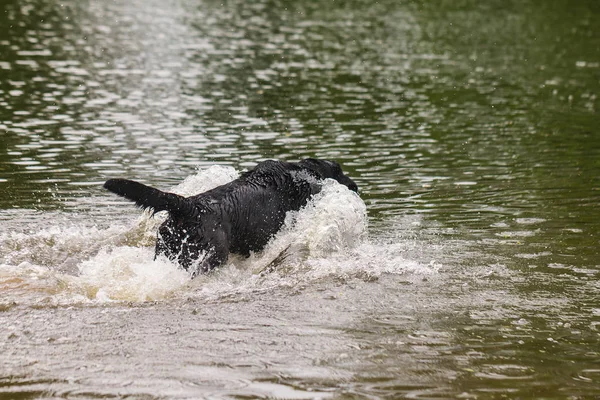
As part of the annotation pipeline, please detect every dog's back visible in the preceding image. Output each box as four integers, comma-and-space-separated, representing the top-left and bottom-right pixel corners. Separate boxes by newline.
203, 160, 321, 254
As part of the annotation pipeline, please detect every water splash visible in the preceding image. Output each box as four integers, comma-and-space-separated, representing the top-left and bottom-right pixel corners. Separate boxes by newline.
0, 165, 437, 306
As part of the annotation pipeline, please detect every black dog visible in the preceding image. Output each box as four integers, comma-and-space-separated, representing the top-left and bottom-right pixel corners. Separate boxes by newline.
104, 159, 358, 276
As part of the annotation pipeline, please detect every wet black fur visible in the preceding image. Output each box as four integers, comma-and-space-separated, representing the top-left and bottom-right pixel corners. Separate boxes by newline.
104, 159, 358, 277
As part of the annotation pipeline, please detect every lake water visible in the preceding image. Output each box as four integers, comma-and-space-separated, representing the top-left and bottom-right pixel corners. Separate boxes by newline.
1, 0, 599, 398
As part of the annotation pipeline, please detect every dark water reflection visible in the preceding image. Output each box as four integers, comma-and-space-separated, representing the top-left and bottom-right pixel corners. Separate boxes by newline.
1, 0, 599, 398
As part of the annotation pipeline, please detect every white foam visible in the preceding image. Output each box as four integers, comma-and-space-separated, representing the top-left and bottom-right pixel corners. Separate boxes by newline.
74, 247, 189, 302
171, 164, 239, 196
0, 223, 129, 274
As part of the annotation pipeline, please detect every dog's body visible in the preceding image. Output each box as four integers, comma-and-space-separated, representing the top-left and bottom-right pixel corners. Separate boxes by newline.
104, 159, 358, 276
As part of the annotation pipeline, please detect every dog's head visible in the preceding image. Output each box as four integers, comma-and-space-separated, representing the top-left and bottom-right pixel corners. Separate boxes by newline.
299, 158, 358, 192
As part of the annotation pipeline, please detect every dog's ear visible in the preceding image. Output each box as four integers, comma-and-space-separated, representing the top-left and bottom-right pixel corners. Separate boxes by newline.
104, 179, 195, 216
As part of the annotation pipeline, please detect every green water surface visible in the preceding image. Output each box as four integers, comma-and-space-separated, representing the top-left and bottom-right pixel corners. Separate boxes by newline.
1, 0, 599, 398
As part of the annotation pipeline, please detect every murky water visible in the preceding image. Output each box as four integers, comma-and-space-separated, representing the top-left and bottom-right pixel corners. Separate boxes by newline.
1, 0, 599, 398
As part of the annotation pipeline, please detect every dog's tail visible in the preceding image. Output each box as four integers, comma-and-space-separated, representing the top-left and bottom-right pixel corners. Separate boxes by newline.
104, 179, 194, 216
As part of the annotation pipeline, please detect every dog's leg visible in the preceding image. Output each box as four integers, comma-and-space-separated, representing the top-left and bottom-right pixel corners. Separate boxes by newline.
184, 227, 230, 278
190, 243, 229, 278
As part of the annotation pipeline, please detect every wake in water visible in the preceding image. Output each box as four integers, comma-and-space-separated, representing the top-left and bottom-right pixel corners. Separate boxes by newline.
0, 165, 439, 305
